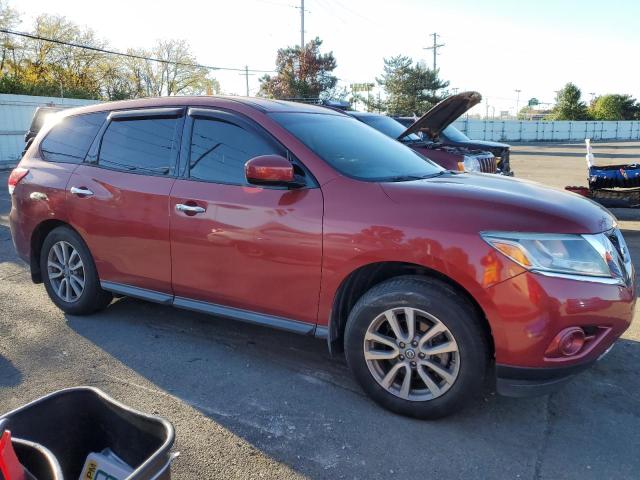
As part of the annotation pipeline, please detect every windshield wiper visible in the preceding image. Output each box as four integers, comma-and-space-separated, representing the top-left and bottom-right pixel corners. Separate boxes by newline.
385, 175, 430, 182
386, 171, 448, 182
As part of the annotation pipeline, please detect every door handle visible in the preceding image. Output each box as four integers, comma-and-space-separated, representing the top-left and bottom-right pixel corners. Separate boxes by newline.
176, 203, 206, 214
70, 186, 94, 197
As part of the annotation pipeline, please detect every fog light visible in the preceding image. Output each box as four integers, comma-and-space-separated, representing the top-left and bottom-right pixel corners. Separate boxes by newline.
558, 327, 586, 356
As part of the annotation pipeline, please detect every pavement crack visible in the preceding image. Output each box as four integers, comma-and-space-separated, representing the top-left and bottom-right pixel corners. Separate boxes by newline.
0, 271, 27, 281
533, 394, 554, 480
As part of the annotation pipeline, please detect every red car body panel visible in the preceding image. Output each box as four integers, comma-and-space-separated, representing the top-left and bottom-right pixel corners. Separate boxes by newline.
67, 165, 175, 293
169, 179, 323, 323
486, 272, 635, 367
9, 155, 75, 262
8, 96, 635, 389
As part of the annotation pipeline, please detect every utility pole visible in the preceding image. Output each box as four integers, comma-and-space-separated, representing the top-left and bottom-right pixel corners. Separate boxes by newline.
514, 89, 521, 116
423, 33, 445, 71
300, 0, 305, 48
239, 65, 255, 96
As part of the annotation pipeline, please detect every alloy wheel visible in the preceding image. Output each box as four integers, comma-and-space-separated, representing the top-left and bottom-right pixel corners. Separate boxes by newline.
363, 307, 460, 401
47, 240, 85, 303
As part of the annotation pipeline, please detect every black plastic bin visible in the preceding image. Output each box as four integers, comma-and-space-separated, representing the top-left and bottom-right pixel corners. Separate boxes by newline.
0, 387, 175, 480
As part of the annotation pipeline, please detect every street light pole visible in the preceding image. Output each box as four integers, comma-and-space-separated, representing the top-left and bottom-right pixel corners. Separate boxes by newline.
514, 89, 521, 117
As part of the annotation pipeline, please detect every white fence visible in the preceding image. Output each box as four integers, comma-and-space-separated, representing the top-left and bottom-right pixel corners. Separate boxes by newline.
0, 94, 98, 167
452, 119, 640, 142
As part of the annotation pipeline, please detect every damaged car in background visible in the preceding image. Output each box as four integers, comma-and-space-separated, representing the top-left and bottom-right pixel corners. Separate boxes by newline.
393, 91, 513, 176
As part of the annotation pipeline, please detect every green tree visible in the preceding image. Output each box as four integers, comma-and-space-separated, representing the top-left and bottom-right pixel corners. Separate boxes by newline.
0, 13, 219, 100
549, 83, 589, 120
589, 94, 639, 120
122, 40, 218, 97
0, 0, 20, 74
376, 55, 449, 116
259, 37, 337, 100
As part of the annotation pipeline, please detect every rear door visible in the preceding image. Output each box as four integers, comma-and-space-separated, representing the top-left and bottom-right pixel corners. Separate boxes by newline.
67, 108, 184, 295
169, 108, 323, 325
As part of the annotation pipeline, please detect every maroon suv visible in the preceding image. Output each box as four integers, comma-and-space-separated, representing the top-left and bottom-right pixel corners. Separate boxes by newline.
9, 96, 635, 418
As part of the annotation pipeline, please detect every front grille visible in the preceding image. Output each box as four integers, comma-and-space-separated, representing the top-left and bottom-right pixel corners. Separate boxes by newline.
607, 228, 633, 284
477, 155, 497, 173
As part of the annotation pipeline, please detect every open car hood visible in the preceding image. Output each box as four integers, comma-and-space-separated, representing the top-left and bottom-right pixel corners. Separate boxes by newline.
398, 91, 482, 140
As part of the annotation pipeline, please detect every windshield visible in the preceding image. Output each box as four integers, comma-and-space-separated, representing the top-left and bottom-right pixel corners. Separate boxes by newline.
442, 125, 470, 142
271, 113, 443, 181
355, 114, 421, 142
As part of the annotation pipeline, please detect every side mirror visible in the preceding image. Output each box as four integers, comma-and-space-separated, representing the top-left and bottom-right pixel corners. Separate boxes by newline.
245, 155, 301, 187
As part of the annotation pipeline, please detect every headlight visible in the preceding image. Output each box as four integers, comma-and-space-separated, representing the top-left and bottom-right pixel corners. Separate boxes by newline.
481, 230, 631, 284
459, 155, 480, 172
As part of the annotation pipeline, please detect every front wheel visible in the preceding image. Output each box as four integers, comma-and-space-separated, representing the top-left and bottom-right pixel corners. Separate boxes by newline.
40, 226, 112, 315
344, 276, 489, 419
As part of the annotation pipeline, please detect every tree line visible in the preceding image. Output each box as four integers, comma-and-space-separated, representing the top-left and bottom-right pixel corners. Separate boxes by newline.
519, 83, 640, 121
4, 1, 636, 121
0, 1, 219, 100
258, 38, 449, 116
1, 1, 448, 114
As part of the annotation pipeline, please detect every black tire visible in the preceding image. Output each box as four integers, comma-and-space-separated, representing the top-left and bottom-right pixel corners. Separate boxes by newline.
40, 226, 112, 315
344, 276, 489, 419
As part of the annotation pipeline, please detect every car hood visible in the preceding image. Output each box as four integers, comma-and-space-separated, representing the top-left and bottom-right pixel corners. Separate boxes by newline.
398, 91, 482, 140
381, 173, 616, 234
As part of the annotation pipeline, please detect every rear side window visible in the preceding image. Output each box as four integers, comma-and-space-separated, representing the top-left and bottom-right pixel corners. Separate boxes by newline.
40, 112, 106, 163
189, 118, 282, 184
98, 117, 180, 175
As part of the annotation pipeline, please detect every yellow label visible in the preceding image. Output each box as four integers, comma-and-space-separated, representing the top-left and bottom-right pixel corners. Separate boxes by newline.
84, 460, 98, 479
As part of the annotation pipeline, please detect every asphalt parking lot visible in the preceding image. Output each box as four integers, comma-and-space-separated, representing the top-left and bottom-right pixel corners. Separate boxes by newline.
1, 141, 640, 480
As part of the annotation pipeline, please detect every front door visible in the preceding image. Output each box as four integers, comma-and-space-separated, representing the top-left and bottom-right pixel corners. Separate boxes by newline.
169, 109, 323, 325
68, 109, 183, 293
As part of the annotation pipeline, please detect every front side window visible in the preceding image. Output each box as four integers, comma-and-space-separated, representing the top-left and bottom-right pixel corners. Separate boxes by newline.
189, 118, 282, 184
40, 112, 106, 163
271, 112, 443, 181
98, 117, 179, 175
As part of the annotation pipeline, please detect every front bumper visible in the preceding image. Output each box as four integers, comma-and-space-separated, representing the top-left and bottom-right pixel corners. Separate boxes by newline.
484, 268, 635, 397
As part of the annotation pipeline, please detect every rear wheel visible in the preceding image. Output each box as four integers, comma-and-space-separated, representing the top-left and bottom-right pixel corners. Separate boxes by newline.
344, 276, 489, 419
40, 226, 112, 315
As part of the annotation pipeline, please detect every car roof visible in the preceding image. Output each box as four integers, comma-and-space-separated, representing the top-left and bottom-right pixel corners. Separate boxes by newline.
56, 95, 342, 117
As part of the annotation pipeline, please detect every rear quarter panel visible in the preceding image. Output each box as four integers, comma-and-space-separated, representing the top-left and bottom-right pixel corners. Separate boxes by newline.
9, 153, 76, 263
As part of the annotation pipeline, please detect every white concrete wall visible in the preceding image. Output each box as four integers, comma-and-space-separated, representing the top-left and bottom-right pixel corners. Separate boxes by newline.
452, 119, 640, 142
0, 94, 99, 167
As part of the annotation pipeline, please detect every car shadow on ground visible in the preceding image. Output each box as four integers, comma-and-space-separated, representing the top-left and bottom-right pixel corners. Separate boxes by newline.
66, 297, 640, 479
0, 355, 22, 388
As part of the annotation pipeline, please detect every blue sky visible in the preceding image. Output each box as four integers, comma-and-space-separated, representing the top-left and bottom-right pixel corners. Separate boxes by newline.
14, 0, 640, 114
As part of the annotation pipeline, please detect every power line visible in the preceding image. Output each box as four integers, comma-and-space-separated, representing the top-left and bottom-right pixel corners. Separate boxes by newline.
0, 28, 275, 73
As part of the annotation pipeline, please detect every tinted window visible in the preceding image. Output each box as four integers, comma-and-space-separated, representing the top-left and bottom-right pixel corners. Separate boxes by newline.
40, 112, 106, 163
189, 118, 281, 184
354, 114, 420, 141
98, 117, 179, 175
271, 113, 443, 181
442, 125, 470, 142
